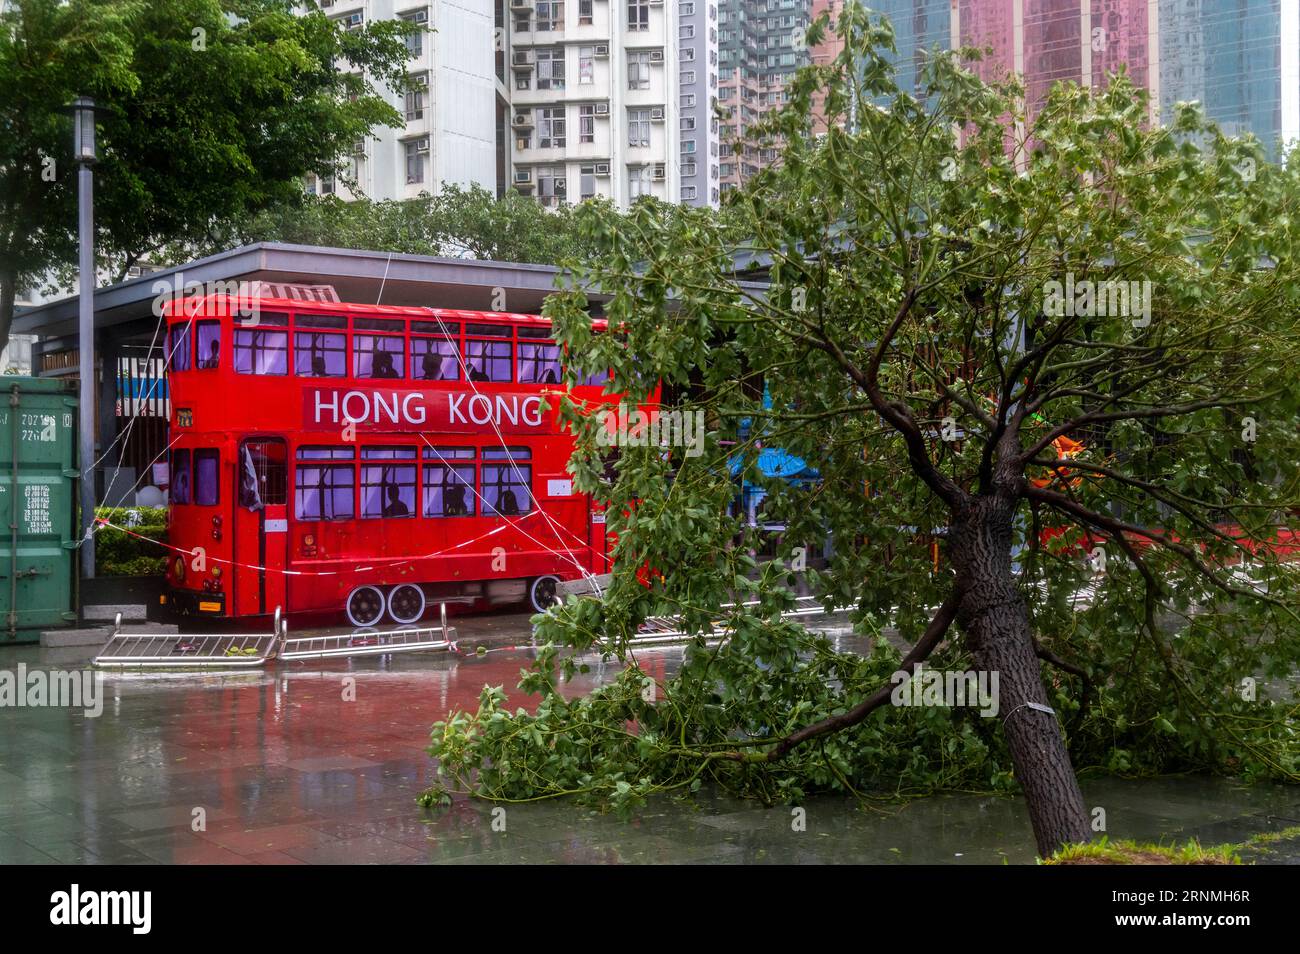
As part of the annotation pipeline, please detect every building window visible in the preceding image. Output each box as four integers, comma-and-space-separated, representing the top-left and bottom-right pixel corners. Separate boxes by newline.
405, 139, 428, 183
536, 0, 564, 31
628, 108, 650, 147
535, 165, 567, 207
628, 164, 652, 199
681, 161, 697, 176
580, 164, 597, 199
682, 138, 696, 153
682, 1, 694, 13
579, 0, 593, 24
628, 0, 649, 31
682, 185, 697, 200
579, 104, 596, 143
681, 46, 695, 61
423, 447, 476, 517
680, 24, 694, 38
681, 116, 696, 131
361, 447, 417, 519
538, 106, 566, 148
537, 47, 565, 90
401, 12, 424, 55
681, 93, 696, 107
579, 46, 595, 83
628, 51, 651, 90
196, 321, 220, 369
170, 449, 192, 504
680, 70, 695, 85
405, 76, 428, 120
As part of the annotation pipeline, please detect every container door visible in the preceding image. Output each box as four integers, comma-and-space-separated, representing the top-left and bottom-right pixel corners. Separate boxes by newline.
235, 438, 288, 617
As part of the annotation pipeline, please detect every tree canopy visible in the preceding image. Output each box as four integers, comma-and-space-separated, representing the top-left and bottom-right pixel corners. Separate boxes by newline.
0, 0, 414, 340
424, 4, 1300, 856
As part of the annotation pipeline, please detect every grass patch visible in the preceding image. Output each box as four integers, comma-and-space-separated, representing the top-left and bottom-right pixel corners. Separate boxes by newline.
1045, 836, 1241, 865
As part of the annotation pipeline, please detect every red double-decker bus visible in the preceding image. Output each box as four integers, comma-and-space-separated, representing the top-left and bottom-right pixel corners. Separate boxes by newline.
160, 294, 615, 627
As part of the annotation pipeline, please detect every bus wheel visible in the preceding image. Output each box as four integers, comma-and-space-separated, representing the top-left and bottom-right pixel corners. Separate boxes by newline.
387, 583, 426, 625
346, 585, 386, 628
529, 575, 560, 613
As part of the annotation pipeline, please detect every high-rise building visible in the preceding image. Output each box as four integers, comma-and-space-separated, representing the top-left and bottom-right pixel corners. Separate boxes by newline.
716, 0, 812, 192
503, 0, 682, 206
308, 1, 499, 201
810, 1, 1300, 159
677, 1, 723, 207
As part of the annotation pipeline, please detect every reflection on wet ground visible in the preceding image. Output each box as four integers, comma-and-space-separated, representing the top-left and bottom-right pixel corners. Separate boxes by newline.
1, 609, 1297, 864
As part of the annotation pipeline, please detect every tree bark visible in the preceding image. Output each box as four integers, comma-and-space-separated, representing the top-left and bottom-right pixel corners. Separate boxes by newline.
0, 269, 16, 355
949, 492, 1092, 857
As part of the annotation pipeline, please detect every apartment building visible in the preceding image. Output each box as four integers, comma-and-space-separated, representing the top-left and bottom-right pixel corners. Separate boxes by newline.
716, 0, 811, 192
504, 0, 682, 206
310, 0, 498, 200
677, 1, 723, 207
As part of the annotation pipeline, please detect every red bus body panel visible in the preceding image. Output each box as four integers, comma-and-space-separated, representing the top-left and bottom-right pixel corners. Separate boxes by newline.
161, 295, 622, 622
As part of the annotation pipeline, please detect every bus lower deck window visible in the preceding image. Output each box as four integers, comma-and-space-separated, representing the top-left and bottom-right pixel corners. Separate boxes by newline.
295, 446, 355, 521
360, 447, 417, 518
195, 449, 220, 506
171, 449, 191, 504
423, 447, 476, 517
481, 448, 532, 516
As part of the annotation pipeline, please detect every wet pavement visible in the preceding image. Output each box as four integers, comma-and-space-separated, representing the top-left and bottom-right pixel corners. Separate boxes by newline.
1, 609, 1298, 864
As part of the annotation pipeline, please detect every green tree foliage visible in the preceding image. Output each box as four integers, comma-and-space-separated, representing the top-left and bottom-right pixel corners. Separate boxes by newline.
0, 0, 414, 341
193, 185, 613, 266
425, 5, 1300, 854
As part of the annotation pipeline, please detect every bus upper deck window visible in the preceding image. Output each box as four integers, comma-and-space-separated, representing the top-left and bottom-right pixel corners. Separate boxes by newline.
233, 313, 288, 375
196, 322, 220, 369
354, 335, 405, 379
295, 330, 347, 377
464, 327, 512, 383
168, 324, 192, 372
411, 337, 460, 381
517, 327, 561, 383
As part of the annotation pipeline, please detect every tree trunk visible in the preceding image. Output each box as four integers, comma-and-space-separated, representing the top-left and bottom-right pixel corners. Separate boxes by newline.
0, 269, 16, 355
949, 492, 1091, 857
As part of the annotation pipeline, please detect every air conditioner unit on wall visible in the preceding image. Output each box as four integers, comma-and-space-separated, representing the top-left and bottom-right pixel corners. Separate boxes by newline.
514, 169, 534, 183
652, 163, 666, 180
649, 50, 664, 62
595, 162, 610, 175
415, 138, 430, 153
512, 112, 534, 127
594, 102, 610, 115
594, 44, 609, 57
650, 107, 665, 120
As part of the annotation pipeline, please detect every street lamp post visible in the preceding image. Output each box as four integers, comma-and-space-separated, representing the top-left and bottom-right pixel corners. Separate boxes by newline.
71, 96, 97, 579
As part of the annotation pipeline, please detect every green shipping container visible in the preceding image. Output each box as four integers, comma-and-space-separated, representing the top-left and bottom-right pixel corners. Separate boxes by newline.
0, 377, 79, 642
